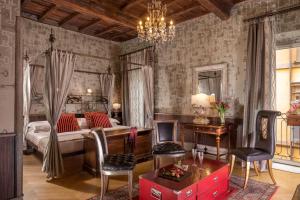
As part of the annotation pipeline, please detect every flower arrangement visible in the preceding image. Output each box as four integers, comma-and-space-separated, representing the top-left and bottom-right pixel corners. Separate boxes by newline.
288, 100, 300, 114
214, 101, 230, 124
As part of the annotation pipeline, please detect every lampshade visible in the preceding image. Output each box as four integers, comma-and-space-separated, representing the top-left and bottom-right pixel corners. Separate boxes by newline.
209, 93, 216, 103
191, 93, 210, 107
113, 103, 121, 110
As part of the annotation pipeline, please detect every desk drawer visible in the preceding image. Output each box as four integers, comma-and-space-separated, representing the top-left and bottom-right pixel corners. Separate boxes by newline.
197, 178, 229, 200
197, 165, 229, 194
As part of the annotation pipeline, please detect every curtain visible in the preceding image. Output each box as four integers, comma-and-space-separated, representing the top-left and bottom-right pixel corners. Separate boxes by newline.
141, 66, 154, 128
121, 56, 131, 126
30, 66, 41, 102
128, 69, 144, 127
23, 59, 31, 150
42, 50, 76, 179
121, 47, 155, 127
243, 17, 276, 148
98, 74, 115, 116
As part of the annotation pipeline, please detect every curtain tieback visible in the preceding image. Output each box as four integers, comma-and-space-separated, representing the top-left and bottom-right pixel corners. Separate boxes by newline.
129, 127, 137, 149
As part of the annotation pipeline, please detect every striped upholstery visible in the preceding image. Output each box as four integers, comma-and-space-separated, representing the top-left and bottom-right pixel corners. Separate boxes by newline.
92, 113, 112, 128
84, 112, 106, 128
57, 113, 80, 133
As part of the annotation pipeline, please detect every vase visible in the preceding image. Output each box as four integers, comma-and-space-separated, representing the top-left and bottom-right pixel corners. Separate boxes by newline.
219, 112, 225, 124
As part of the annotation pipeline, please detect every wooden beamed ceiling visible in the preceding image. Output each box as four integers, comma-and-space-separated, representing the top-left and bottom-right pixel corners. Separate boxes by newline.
21, 0, 246, 42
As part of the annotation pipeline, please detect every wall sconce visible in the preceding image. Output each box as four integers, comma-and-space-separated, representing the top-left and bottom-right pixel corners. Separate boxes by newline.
87, 88, 92, 95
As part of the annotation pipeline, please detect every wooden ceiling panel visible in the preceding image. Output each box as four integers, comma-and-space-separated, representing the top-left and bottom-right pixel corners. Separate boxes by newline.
21, 0, 247, 42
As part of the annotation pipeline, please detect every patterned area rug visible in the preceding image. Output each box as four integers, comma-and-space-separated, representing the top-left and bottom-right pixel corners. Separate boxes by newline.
88, 175, 278, 200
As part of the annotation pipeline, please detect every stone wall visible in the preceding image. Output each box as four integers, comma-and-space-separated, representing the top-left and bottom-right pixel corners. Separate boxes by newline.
0, 0, 20, 132
121, 0, 300, 116
20, 18, 121, 114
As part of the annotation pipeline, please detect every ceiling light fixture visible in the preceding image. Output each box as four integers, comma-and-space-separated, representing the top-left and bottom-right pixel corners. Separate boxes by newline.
137, 0, 175, 43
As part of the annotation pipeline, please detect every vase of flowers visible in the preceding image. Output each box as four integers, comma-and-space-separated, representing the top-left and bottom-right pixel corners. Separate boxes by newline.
214, 101, 230, 124
288, 100, 300, 114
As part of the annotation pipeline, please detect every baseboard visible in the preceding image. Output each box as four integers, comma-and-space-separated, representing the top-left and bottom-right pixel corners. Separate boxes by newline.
273, 161, 300, 174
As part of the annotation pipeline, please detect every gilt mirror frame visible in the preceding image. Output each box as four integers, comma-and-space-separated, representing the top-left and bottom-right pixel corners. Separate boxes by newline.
192, 63, 228, 101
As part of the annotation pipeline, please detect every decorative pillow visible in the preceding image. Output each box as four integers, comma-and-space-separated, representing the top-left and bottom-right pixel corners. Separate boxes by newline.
92, 113, 112, 128
84, 112, 105, 128
57, 113, 80, 133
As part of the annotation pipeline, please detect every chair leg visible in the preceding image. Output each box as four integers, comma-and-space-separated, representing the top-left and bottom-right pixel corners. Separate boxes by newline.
104, 175, 109, 193
267, 159, 276, 185
100, 172, 105, 200
243, 161, 250, 189
154, 156, 160, 170
229, 154, 235, 177
128, 171, 133, 200
253, 161, 260, 176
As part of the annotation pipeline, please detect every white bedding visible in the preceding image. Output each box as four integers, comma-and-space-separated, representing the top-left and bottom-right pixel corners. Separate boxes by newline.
26, 120, 130, 155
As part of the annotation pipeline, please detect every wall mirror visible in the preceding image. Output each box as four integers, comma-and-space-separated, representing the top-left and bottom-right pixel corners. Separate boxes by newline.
192, 63, 228, 101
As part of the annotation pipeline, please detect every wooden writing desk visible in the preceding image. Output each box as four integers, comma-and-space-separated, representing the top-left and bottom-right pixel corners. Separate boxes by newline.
180, 123, 229, 160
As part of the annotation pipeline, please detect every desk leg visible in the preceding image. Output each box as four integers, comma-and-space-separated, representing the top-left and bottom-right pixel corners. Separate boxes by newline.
216, 135, 220, 160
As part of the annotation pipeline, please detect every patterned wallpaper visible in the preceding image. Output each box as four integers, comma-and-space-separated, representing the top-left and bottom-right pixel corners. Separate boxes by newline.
0, 0, 20, 132
121, 0, 300, 116
20, 18, 121, 114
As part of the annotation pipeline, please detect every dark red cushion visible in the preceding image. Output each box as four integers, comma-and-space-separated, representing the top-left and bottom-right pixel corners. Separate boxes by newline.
84, 112, 106, 128
92, 113, 112, 128
57, 113, 80, 133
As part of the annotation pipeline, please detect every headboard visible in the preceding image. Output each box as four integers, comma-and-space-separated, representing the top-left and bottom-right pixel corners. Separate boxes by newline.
29, 113, 86, 122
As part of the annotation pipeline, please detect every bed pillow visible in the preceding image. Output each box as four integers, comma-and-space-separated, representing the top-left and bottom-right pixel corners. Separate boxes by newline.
109, 118, 120, 127
84, 112, 105, 128
27, 121, 51, 132
92, 113, 112, 128
57, 113, 80, 133
77, 118, 89, 129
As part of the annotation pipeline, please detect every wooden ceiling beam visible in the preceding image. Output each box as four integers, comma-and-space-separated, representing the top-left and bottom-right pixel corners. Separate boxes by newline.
168, 5, 203, 18
121, 0, 145, 11
95, 26, 118, 37
38, 4, 56, 22
59, 12, 80, 26
195, 0, 231, 20
47, 0, 136, 29
79, 19, 100, 32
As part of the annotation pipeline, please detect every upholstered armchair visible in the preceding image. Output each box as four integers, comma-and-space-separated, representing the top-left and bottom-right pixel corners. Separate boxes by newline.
91, 128, 135, 200
229, 110, 281, 189
152, 120, 186, 169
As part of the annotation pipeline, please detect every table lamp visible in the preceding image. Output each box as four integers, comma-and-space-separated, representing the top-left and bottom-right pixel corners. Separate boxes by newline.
112, 103, 121, 117
191, 93, 210, 124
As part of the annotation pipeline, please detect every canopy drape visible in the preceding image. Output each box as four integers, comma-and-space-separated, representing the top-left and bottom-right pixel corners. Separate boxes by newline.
23, 59, 31, 150
243, 17, 276, 148
98, 74, 115, 116
141, 66, 154, 128
42, 49, 76, 179
120, 47, 155, 127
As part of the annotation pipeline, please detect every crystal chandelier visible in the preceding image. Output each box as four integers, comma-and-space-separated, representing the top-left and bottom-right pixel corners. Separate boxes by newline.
137, 0, 175, 43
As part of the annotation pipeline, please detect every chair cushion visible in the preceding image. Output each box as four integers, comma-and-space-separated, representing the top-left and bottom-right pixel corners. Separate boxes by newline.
231, 147, 273, 162
153, 142, 185, 155
102, 154, 135, 171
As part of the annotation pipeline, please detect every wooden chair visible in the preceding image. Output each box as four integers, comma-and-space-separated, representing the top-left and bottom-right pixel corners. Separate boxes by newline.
229, 110, 281, 189
91, 128, 135, 200
152, 120, 186, 169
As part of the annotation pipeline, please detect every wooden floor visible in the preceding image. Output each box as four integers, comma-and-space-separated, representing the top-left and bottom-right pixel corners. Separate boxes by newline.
23, 154, 300, 200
